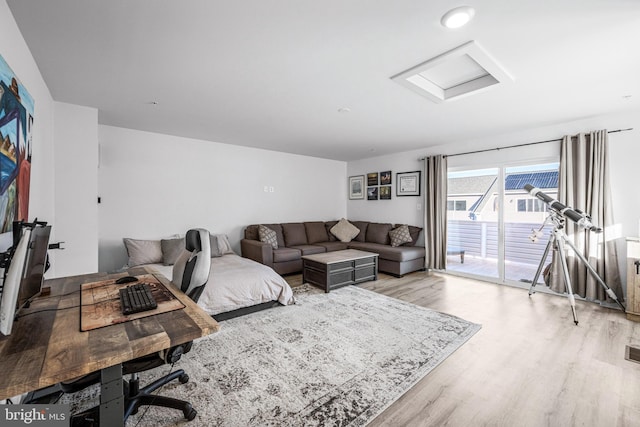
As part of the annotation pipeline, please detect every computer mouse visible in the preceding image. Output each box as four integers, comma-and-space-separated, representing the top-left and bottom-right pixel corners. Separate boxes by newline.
115, 276, 139, 284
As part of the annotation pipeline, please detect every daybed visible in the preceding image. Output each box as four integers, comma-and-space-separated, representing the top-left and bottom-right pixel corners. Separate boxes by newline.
241, 220, 426, 277
123, 233, 295, 321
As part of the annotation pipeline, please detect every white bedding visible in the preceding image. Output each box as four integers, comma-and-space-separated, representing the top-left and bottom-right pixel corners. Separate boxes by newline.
147, 253, 295, 315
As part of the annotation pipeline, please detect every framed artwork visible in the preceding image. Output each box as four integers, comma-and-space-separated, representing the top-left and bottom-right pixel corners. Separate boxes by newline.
349, 175, 365, 200
367, 186, 379, 200
367, 172, 379, 186
380, 185, 392, 200
0, 54, 35, 235
396, 171, 421, 196
380, 171, 391, 185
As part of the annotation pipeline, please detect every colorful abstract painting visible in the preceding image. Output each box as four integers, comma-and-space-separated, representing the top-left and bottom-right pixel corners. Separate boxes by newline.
0, 54, 34, 234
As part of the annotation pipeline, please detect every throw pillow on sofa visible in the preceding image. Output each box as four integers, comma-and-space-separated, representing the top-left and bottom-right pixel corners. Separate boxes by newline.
389, 225, 413, 247
258, 225, 278, 249
330, 218, 360, 242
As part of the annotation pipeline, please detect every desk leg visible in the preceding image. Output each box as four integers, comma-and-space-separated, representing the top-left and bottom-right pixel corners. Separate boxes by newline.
100, 364, 124, 427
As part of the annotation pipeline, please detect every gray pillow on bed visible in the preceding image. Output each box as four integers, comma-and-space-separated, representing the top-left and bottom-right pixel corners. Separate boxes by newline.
123, 238, 163, 267
161, 237, 185, 265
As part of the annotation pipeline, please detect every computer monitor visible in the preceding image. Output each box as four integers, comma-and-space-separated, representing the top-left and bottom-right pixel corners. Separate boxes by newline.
0, 224, 51, 336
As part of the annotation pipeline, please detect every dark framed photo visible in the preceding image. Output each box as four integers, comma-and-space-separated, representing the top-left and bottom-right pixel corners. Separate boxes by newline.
367, 186, 379, 200
367, 172, 379, 186
380, 185, 392, 200
349, 175, 365, 200
396, 171, 421, 196
380, 171, 392, 185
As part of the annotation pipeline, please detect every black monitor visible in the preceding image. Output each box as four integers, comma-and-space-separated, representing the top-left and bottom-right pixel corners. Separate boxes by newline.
18, 225, 51, 309
0, 223, 51, 336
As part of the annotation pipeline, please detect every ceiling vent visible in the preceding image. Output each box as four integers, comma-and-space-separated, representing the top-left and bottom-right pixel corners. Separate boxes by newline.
391, 41, 513, 103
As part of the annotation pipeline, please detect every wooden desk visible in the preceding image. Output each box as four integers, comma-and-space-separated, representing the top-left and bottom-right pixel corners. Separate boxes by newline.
0, 266, 219, 424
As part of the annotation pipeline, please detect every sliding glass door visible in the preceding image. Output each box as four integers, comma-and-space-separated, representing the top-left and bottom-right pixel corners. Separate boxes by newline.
446, 162, 559, 287
446, 168, 500, 279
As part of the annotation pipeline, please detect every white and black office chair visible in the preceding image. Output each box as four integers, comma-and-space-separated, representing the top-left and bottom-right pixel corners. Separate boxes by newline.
121, 228, 212, 421
29, 228, 212, 425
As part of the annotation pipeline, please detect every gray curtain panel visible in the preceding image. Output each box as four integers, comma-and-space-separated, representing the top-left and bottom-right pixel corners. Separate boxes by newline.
550, 130, 623, 303
423, 155, 448, 270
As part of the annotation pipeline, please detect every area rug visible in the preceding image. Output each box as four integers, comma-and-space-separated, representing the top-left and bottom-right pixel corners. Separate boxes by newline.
67, 286, 480, 426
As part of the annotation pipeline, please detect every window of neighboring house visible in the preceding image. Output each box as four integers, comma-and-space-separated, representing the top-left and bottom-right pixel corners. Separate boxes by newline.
447, 200, 467, 211
517, 198, 547, 212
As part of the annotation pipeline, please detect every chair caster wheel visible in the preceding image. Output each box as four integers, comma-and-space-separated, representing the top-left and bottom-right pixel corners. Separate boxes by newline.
179, 373, 189, 384
185, 408, 197, 421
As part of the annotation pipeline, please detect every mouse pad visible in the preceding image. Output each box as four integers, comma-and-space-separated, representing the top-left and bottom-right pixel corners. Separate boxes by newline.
80, 274, 185, 331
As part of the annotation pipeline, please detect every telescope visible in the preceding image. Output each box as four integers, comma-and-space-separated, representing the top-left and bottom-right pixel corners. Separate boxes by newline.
523, 184, 602, 233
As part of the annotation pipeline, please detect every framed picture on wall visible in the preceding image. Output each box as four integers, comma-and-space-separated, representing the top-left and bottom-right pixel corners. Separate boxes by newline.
380, 171, 392, 185
367, 186, 379, 200
349, 175, 365, 200
396, 171, 421, 196
380, 185, 392, 200
367, 172, 379, 186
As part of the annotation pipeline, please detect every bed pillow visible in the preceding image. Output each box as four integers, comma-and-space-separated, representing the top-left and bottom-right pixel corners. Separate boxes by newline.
258, 225, 278, 249
389, 225, 413, 247
330, 218, 360, 243
210, 233, 235, 257
123, 238, 163, 267
161, 237, 185, 265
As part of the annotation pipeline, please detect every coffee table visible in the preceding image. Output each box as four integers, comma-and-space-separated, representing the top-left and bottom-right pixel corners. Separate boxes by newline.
302, 249, 378, 292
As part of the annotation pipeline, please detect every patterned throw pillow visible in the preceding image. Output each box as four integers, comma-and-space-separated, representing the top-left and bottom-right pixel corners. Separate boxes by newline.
389, 224, 413, 247
258, 225, 278, 249
330, 218, 360, 243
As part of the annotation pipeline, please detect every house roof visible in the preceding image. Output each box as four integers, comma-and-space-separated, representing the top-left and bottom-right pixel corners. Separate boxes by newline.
449, 170, 558, 205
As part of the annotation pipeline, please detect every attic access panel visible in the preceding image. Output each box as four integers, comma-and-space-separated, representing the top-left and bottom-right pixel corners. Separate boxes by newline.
392, 41, 513, 103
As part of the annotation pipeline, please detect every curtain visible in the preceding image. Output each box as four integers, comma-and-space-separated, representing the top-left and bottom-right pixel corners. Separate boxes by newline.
423, 155, 448, 270
549, 130, 623, 303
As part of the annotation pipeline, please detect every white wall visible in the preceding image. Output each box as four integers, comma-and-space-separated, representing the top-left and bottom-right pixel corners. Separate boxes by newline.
0, 0, 57, 274
53, 102, 99, 276
98, 125, 347, 272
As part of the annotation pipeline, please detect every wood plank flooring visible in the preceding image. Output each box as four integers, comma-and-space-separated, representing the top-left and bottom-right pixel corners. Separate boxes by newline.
286, 271, 640, 426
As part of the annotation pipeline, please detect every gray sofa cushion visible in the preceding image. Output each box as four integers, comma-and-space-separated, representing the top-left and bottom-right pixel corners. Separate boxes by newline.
366, 223, 392, 245
305, 221, 329, 244
288, 245, 326, 256
351, 221, 369, 242
282, 223, 308, 246
273, 247, 302, 263
348, 242, 425, 262
314, 241, 349, 252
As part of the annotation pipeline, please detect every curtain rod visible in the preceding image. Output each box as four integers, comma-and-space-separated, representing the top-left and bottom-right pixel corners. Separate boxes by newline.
420, 128, 633, 160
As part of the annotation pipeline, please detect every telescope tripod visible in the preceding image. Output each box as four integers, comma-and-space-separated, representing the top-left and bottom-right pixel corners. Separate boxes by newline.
529, 213, 625, 325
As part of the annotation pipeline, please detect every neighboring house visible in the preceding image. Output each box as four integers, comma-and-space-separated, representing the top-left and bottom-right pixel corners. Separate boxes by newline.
447, 171, 558, 224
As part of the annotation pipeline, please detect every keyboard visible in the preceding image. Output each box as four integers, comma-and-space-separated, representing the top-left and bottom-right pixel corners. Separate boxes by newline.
119, 282, 157, 315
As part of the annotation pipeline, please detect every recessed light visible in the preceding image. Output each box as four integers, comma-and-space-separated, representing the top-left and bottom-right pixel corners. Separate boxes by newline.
338, 107, 351, 113
441, 6, 475, 29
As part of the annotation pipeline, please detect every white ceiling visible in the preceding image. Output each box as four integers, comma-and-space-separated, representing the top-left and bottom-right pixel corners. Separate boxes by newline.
7, 0, 640, 161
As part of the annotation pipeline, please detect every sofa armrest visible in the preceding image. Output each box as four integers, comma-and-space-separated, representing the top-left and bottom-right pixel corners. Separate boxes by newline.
241, 239, 274, 267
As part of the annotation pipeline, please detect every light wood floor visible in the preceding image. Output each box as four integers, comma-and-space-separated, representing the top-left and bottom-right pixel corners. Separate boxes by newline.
286, 272, 640, 426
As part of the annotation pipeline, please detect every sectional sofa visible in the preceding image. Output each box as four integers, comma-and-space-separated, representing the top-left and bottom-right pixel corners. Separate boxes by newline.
241, 220, 426, 277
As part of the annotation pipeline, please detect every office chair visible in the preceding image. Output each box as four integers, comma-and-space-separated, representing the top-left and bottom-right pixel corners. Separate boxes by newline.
29, 228, 212, 425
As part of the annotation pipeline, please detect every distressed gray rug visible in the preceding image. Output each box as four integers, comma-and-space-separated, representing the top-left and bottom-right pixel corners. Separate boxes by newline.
67, 285, 480, 426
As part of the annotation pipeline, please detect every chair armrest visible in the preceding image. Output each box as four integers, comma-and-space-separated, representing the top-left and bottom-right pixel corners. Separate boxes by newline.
241, 239, 273, 267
